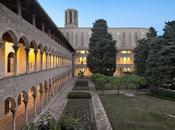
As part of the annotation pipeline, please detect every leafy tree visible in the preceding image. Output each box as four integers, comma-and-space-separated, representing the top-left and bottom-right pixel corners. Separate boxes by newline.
87, 19, 116, 76
134, 27, 157, 76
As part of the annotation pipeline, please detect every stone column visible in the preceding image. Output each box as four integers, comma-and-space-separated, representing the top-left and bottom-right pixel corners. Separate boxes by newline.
23, 100, 28, 125
50, 54, 52, 68
13, 46, 19, 75
25, 48, 30, 73
32, 94, 37, 117
11, 108, 16, 130
40, 51, 43, 71
45, 88, 48, 105
46, 53, 48, 69
34, 50, 38, 71
40, 90, 43, 110
17, 0, 22, 17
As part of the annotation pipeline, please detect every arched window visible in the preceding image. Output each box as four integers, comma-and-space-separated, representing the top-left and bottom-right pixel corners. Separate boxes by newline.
7, 52, 15, 73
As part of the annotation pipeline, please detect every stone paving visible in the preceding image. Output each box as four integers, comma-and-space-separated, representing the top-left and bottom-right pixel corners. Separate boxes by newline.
35, 78, 76, 121
89, 80, 113, 130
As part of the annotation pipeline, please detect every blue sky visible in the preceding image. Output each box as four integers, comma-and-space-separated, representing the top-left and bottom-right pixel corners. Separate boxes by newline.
38, 0, 175, 35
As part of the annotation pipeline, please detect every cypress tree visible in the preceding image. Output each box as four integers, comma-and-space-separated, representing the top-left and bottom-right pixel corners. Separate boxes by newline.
87, 19, 116, 76
134, 27, 157, 76
163, 21, 175, 42
145, 38, 165, 87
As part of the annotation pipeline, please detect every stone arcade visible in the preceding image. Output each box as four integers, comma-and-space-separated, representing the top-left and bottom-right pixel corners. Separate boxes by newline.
0, 1, 74, 130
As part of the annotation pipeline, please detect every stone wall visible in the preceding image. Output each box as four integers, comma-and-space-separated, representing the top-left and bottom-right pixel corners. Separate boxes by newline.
0, 2, 73, 120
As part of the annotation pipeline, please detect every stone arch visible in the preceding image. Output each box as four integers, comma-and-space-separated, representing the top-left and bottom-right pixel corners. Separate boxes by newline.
29, 40, 37, 51
28, 41, 37, 72
43, 80, 48, 106
16, 90, 28, 130
4, 97, 16, 115
17, 91, 28, 106
30, 86, 36, 96
18, 37, 28, 74
44, 46, 48, 54
1, 31, 18, 77
36, 83, 43, 114
2, 30, 18, 46
19, 36, 29, 49
38, 43, 43, 53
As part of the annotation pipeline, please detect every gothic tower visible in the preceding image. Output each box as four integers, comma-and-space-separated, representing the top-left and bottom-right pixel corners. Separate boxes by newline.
65, 9, 78, 28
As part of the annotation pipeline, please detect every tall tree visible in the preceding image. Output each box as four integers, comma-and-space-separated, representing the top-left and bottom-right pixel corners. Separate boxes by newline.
158, 42, 175, 89
163, 21, 175, 42
87, 19, 116, 76
145, 38, 165, 87
134, 27, 157, 76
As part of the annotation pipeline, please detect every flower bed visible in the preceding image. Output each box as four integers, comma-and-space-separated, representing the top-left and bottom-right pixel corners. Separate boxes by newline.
62, 99, 96, 130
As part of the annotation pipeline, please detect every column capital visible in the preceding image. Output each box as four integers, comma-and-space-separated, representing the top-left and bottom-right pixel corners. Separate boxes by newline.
25, 48, 30, 53
40, 51, 43, 55
10, 107, 17, 114
23, 100, 28, 105
32, 93, 37, 99
13, 45, 19, 52
34, 50, 38, 55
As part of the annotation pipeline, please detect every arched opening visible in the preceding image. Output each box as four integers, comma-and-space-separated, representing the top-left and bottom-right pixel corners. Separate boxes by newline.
47, 54, 51, 69
37, 44, 43, 71
51, 54, 53, 68
7, 52, 15, 73
17, 38, 27, 74
1, 32, 17, 77
27, 86, 36, 121
36, 83, 43, 114
43, 80, 48, 106
29, 41, 36, 72
43, 46, 47, 70
0, 97, 16, 130
16, 91, 28, 130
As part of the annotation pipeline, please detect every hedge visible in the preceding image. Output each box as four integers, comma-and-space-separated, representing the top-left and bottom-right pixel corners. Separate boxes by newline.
149, 89, 175, 101
67, 92, 92, 99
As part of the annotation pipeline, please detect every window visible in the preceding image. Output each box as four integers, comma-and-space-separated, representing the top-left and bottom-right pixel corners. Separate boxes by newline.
7, 52, 15, 73
70, 11, 72, 23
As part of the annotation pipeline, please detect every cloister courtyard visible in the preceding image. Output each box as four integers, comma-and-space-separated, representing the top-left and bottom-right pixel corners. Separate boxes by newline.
0, 0, 175, 130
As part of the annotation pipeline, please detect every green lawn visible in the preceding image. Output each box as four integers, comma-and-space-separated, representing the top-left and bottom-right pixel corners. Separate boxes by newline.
100, 95, 175, 130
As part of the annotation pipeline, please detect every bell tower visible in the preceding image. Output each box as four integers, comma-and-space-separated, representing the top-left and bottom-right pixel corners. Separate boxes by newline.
65, 9, 78, 28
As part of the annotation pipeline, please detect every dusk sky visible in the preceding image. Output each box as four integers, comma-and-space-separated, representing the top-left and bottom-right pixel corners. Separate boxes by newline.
38, 0, 175, 35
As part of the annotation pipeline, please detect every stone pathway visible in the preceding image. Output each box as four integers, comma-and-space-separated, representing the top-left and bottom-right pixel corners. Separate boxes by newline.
89, 80, 113, 130
35, 78, 76, 121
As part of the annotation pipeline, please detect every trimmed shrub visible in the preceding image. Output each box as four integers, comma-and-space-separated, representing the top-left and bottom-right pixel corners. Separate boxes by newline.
75, 81, 88, 87
67, 92, 92, 99
149, 89, 175, 101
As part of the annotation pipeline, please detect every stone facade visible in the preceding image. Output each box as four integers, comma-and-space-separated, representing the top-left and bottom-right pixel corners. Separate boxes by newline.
0, 1, 74, 130
60, 9, 148, 76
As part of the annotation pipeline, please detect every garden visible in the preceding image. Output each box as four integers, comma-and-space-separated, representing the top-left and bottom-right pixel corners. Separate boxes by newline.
100, 94, 175, 130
